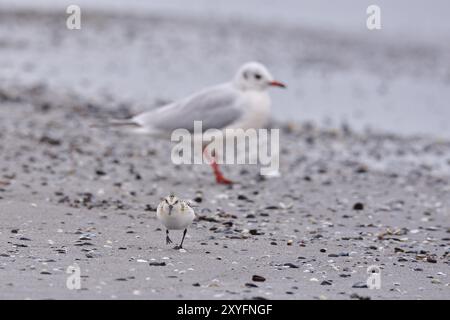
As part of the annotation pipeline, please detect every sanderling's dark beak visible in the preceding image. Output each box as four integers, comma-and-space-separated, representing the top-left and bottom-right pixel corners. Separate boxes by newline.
168, 205, 173, 215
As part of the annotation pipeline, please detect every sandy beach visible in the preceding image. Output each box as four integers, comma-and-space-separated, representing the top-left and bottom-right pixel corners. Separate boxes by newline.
0, 8, 449, 300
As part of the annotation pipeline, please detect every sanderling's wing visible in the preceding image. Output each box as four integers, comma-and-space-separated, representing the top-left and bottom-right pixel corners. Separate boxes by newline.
133, 83, 243, 133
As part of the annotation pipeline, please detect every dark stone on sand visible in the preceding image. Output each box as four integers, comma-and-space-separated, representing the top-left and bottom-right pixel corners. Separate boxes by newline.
245, 283, 258, 288
149, 262, 166, 266
355, 166, 368, 174
352, 282, 368, 288
252, 275, 266, 282
95, 170, 106, 176
350, 293, 371, 300
39, 136, 61, 146
144, 204, 156, 211
237, 194, 249, 201
283, 263, 299, 268
249, 229, 263, 235
251, 296, 268, 300
353, 203, 364, 210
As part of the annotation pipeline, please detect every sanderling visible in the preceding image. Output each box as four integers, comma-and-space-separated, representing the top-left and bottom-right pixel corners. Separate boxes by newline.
156, 194, 195, 249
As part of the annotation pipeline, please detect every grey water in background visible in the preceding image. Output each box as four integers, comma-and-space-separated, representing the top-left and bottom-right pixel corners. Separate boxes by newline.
2, 0, 450, 138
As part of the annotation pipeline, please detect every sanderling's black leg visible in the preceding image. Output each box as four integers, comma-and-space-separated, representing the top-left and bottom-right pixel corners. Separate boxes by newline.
166, 229, 172, 245
174, 229, 187, 250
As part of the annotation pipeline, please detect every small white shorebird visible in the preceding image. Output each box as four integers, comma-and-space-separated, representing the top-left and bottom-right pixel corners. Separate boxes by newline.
105, 62, 286, 184
156, 194, 195, 249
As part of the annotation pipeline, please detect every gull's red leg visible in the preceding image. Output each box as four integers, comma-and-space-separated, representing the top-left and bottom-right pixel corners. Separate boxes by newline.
210, 159, 233, 185
203, 147, 233, 185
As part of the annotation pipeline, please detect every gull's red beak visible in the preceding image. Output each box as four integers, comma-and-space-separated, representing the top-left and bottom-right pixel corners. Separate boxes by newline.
269, 80, 287, 88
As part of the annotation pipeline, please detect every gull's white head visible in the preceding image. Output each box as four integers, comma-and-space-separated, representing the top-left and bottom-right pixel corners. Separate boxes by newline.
234, 62, 286, 91
159, 194, 182, 215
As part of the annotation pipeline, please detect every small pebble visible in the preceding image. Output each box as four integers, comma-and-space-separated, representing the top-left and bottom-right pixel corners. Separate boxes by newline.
252, 275, 266, 282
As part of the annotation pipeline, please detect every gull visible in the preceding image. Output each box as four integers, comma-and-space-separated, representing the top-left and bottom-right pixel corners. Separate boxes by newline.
156, 194, 195, 250
105, 62, 286, 184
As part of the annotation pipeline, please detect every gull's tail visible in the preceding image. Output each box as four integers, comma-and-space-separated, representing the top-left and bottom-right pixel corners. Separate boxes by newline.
90, 118, 163, 136
89, 119, 141, 129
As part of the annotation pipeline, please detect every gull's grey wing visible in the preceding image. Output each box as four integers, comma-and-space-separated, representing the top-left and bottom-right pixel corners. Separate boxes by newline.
133, 84, 243, 133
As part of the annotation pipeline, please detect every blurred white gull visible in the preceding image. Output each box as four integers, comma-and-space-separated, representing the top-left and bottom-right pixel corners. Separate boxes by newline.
105, 62, 286, 184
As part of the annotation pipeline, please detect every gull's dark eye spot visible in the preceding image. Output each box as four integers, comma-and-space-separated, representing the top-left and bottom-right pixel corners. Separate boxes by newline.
254, 73, 262, 80
243, 71, 248, 79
